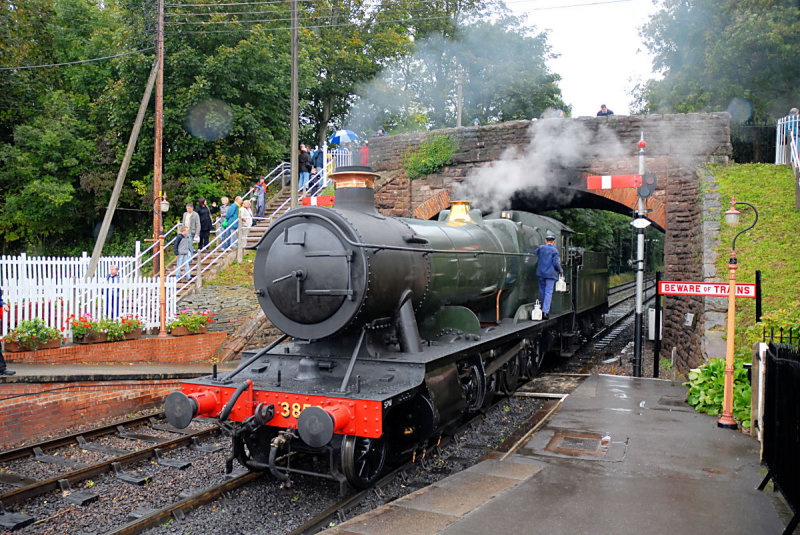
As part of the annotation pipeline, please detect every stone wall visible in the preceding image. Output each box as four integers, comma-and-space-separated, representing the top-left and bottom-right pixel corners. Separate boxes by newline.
368, 113, 733, 371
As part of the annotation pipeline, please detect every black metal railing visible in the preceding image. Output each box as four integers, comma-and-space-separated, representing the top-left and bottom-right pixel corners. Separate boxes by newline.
758, 334, 800, 534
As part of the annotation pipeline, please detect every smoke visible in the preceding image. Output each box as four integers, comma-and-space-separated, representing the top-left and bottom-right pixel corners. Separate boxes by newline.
454, 118, 627, 212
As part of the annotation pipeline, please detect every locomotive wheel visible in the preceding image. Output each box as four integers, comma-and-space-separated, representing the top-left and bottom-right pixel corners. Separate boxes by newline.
523, 337, 545, 378
500, 353, 522, 394
341, 435, 387, 489
458, 361, 487, 413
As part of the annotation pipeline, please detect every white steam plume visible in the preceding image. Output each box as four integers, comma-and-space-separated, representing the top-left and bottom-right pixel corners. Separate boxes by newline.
455, 118, 627, 212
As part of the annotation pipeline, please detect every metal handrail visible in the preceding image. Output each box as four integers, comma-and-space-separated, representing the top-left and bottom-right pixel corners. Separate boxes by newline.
159, 160, 333, 296
137, 162, 289, 276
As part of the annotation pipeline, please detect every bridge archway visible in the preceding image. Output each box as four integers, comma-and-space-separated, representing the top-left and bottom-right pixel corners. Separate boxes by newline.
369, 113, 732, 371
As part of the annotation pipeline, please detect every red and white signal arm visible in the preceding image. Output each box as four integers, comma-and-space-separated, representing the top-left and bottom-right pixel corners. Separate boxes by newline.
587, 174, 643, 190
658, 281, 757, 299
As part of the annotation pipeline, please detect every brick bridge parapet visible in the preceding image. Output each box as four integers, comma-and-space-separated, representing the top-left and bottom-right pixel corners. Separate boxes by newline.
366, 113, 732, 371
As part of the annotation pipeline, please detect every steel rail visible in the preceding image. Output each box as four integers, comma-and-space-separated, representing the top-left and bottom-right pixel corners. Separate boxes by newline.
287, 390, 534, 535
0, 426, 217, 506
104, 471, 262, 535
0, 411, 163, 463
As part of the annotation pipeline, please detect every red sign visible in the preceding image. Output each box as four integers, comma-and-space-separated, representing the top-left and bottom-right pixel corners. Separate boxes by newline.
301, 195, 335, 207
587, 174, 642, 190
658, 281, 757, 299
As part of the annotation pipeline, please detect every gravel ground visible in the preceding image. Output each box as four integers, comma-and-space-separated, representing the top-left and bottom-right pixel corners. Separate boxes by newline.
138, 396, 547, 535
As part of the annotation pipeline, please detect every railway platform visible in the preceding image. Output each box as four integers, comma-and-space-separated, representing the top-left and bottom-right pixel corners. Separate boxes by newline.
323, 374, 790, 535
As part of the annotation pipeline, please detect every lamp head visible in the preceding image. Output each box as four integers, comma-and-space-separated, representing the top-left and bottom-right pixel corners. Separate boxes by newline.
724, 196, 740, 227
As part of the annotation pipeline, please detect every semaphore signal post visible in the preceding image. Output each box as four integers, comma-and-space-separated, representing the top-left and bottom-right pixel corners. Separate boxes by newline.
587, 133, 657, 377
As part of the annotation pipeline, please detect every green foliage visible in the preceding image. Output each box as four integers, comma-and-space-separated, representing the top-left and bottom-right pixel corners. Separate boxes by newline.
206, 251, 254, 286
0, 0, 564, 254
638, 1, 800, 120
545, 209, 663, 276
745, 299, 800, 346
347, 16, 567, 132
321, 183, 335, 196
3, 319, 62, 349
685, 358, 751, 423
404, 135, 458, 179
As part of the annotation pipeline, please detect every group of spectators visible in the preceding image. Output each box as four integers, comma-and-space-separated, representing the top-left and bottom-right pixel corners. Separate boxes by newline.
172, 195, 255, 281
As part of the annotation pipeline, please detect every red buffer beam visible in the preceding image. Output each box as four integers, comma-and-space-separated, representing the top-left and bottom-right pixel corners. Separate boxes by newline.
587, 174, 643, 190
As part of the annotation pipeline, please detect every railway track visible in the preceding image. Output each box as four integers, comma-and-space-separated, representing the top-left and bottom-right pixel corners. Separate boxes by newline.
1, 280, 647, 534
0, 415, 222, 531
283, 280, 654, 535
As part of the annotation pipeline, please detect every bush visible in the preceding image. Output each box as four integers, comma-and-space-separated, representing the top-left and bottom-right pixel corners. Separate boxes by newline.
685, 357, 751, 424
744, 298, 800, 346
403, 135, 458, 179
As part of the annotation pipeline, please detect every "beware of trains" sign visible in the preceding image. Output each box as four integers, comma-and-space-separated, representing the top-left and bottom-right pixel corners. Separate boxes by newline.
658, 281, 757, 298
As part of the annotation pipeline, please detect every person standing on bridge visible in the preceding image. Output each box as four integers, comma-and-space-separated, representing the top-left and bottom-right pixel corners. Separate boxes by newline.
597, 104, 614, 116
535, 231, 564, 320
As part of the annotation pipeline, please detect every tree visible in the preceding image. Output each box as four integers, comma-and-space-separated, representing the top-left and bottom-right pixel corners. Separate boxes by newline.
346, 16, 566, 132
638, 0, 800, 120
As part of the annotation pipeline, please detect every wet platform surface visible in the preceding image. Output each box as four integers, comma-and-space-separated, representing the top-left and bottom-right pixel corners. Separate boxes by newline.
324, 374, 790, 535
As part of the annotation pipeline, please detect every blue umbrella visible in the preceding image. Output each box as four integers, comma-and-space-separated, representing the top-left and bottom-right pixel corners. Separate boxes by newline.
329, 129, 358, 145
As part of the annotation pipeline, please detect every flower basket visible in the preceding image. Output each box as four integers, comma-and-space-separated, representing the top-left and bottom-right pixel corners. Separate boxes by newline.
39, 339, 62, 350
4, 341, 23, 352
124, 328, 143, 340
3, 318, 64, 351
73, 331, 109, 344
5, 338, 61, 352
170, 325, 207, 337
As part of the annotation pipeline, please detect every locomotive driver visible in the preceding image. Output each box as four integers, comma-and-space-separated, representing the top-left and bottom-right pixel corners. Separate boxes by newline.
535, 231, 564, 320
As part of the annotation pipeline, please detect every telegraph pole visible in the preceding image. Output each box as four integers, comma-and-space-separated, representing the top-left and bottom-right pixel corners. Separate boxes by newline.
153, 0, 167, 337
153, 0, 165, 271
86, 61, 158, 279
289, 0, 299, 209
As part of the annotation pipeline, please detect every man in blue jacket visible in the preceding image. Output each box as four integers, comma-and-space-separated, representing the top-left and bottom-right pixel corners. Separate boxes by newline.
535, 231, 564, 320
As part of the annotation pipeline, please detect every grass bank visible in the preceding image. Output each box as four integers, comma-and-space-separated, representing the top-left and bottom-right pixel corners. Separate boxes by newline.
710, 163, 800, 357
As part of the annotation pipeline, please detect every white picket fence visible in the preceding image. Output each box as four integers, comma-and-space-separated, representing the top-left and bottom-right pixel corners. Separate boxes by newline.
1, 276, 177, 338
0, 252, 136, 284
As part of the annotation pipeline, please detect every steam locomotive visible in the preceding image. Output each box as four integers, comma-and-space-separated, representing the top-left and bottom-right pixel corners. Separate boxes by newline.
165, 166, 609, 490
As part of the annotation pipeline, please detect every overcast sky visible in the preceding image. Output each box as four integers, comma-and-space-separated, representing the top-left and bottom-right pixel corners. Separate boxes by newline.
508, 0, 661, 117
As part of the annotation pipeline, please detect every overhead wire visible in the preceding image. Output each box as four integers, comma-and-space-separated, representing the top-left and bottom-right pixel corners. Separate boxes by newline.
0, 48, 155, 71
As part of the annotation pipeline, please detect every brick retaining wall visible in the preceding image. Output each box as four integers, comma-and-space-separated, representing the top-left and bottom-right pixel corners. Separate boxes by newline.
3, 332, 227, 364
0, 380, 179, 449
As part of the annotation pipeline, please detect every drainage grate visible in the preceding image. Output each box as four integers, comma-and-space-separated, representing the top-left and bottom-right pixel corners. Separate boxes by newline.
545, 431, 609, 457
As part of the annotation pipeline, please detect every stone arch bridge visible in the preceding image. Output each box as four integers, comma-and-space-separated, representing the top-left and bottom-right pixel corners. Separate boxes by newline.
367, 113, 733, 370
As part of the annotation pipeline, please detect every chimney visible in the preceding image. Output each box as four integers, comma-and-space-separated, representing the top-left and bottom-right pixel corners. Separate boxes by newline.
328, 166, 380, 212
